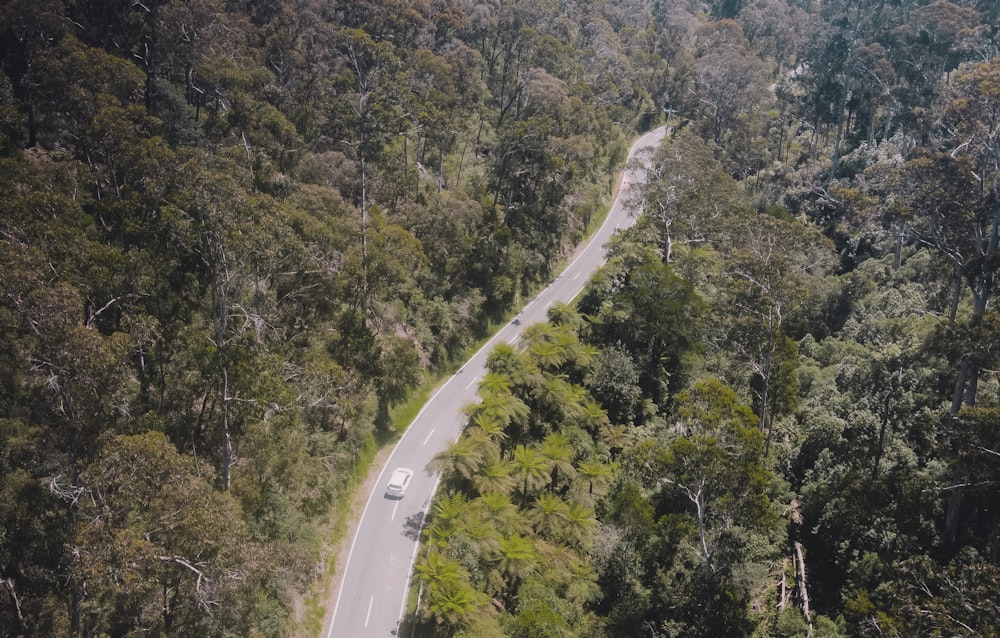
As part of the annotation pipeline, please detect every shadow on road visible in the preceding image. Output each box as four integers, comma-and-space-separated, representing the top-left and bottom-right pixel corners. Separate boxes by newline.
402, 511, 424, 541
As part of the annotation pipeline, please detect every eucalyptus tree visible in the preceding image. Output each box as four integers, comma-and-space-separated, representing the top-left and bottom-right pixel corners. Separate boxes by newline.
933, 59, 1000, 412
327, 27, 403, 323
585, 344, 643, 426
793, 0, 889, 179
689, 19, 772, 164
878, 59, 1000, 546
581, 243, 705, 405
717, 212, 835, 438
892, 0, 984, 116
659, 379, 777, 570
75, 432, 263, 636
645, 379, 782, 636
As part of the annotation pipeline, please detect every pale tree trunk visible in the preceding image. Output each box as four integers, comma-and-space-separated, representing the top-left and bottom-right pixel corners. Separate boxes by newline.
355, 77, 370, 328
346, 42, 373, 328
697, 491, 710, 568
872, 374, 899, 482
2, 578, 27, 634
685, 482, 712, 571
955, 198, 1000, 409
210, 252, 236, 491
948, 264, 962, 321
777, 558, 791, 611
759, 312, 776, 436
360, 146, 368, 326
794, 541, 811, 627
829, 74, 852, 181
222, 367, 232, 491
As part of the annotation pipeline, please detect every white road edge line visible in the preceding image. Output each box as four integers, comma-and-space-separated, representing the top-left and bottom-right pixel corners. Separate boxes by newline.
397, 475, 442, 626
326, 127, 666, 638
326, 355, 466, 635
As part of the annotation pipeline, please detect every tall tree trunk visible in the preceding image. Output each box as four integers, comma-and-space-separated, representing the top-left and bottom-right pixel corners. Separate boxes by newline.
794, 541, 811, 626
944, 484, 963, 549
222, 367, 232, 491
964, 365, 980, 406
829, 75, 852, 181
893, 227, 903, 270
872, 392, 891, 481
26, 100, 36, 148
778, 558, 790, 610
71, 585, 82, 637
951, 354, 971, 415
759, 313, 776, 435
694, 486, 711, 570
439, 146, 444, 193
359, 128, 369, 328
990, 510, 1000, 563
1, 578, 27, 634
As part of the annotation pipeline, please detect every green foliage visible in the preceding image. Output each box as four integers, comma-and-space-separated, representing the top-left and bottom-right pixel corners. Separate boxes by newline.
3, 0, 1000, 635
581, 243, 706, 406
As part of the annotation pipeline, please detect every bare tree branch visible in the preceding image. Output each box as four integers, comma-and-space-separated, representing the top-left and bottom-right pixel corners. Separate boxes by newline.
1, 577, 27, 632
158, 555, 217, 611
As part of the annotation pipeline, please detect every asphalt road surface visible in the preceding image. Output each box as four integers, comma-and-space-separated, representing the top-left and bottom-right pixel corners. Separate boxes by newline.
325, 125, 667, 638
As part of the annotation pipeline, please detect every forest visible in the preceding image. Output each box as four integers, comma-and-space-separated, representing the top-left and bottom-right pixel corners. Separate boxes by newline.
1, 0, 999, 636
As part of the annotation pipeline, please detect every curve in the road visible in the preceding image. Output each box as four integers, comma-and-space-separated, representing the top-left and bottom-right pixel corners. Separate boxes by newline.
325, 125, 666, 638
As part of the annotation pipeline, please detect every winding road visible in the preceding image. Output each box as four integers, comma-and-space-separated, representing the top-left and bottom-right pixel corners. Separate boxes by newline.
324, 126, 666, 638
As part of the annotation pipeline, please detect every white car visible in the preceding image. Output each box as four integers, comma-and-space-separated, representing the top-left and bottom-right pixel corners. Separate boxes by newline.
385, 467, 414, 498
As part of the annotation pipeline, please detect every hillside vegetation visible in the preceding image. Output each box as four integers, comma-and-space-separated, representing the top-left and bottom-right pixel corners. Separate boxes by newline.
1, 0, 1000, 636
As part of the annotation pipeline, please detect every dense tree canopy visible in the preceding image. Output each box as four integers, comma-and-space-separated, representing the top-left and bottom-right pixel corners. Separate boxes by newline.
2, 0, 1000, 636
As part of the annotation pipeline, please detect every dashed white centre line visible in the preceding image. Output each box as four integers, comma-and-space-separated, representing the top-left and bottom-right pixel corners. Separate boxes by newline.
466, 375, 479, 390
507, 334, 519, 344
573, 271, 582, 280
543, 301, 552, 310
391, 501, 399, 522
365, 596, 374, 626
422, 429, 436, 445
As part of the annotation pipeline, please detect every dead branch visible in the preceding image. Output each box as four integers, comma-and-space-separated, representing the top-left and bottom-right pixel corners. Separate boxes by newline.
794, 541, 811, 623
2, 577, 27, 632
158, 555, 217, 611
778, 557, 790, 611
86, 296, 121, 328
48, 474, 89, 507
